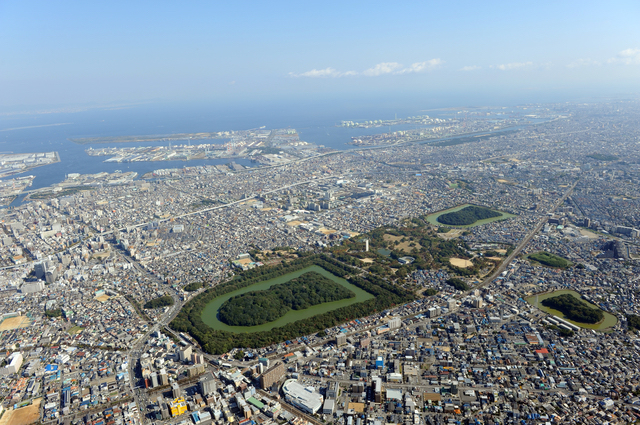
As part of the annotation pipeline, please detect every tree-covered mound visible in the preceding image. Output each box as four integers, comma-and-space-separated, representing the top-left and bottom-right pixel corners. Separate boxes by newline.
587, 153, 618, 161
144, 295, 174, 309
437, 205, 502, 226
627, 314, 640, 332
528, 251, 572, 269
218, 272, 355, 326
541, 294, 603, 324
170, 254, 414, 354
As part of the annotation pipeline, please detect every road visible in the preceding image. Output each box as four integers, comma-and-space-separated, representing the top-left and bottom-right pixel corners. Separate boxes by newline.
479, 179, 579, 288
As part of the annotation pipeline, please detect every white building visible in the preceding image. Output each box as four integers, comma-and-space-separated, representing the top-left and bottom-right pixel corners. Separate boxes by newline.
388, 317, 401, 330
21, 281, 45, 294
282, 379, 323, 415
1, 352, 23, 375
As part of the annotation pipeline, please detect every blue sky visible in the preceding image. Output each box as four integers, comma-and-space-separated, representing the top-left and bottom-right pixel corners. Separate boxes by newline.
1, 1, 639, 110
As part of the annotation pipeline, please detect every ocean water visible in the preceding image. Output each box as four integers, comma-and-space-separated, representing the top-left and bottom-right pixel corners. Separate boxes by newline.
1, 97, 527, 207
0, 100, 448, 194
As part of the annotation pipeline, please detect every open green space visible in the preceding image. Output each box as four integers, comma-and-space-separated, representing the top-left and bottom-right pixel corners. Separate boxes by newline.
171, 254, 412, 354
335, 221, 468, 274
332, 214, 503, 280
426, 204, 515, 228
526, 290, 617, 330
173, 210, 510, 353
527, 251, 573, 269
437, 205, 502, 226
68, 326, 84, 335
541, 294, 603, 324
218, 271, 355, 326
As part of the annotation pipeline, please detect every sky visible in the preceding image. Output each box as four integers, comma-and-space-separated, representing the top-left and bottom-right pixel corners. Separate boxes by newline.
1, 1, 640, 112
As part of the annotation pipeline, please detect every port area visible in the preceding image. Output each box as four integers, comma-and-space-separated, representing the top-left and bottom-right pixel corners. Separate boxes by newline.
24, 171, 138, 201
0, 176, 36, 206
0, 152, 60, 179
83, 128, 327, 164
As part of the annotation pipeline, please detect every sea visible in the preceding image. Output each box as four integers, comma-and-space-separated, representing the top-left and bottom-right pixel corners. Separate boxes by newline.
0, 98, 532, 207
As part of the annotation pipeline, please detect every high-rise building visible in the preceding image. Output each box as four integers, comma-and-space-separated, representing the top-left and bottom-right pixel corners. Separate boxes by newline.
34, 261, 49, 279
171, 382, 181, 399
199, 372, 217, 396
388, 317, 401, 330
372, 377, 383, 403
150, 372, 159, 388
448, 298, 457, 311
159, 372, 169, 386
45, 270, 58, 284
260, 362, 285, 389
177, 346, 192, 362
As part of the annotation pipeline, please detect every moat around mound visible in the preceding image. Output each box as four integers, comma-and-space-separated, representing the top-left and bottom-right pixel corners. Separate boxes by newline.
200, 265, 374, 333
217, 271, 355, 327
526, 290, 618, 330
426, 204, 515, 228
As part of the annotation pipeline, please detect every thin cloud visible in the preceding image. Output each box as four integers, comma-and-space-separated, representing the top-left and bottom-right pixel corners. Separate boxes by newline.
289, 67, 344, 78
494, 62, 533, 71
290, 59, 443, 78
395, 59, 443, 74
362, 62, 403, 76
608, 48, 640, 64
460, 65, 481, 71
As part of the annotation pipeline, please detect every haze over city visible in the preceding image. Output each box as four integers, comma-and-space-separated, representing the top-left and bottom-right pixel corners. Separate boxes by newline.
3, 2, 640, 425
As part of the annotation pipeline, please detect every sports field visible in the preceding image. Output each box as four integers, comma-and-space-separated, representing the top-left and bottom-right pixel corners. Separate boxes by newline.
449, 258, 473, 268
0, 315, 30, 332
0, 398, 41, 425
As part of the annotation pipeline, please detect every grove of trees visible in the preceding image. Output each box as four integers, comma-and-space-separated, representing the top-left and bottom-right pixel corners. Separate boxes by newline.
446, 278, 470, 291
170, 254, 414, 354
218, 271, 355, 326
143, 295, 174, 309
184, 281, 204, 292
437, 205, 502, 226
587, 153, 618, 161
626, 314, 640, 332
528, 252, 572, 269
541, 294, 603, 324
